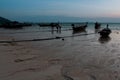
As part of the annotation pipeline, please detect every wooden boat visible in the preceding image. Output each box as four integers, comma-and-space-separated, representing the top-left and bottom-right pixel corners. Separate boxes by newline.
98, 27, 111, 37
72, 24, 87, 32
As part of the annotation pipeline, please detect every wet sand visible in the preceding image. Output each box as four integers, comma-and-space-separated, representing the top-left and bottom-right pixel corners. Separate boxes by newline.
0, 30, 120, 80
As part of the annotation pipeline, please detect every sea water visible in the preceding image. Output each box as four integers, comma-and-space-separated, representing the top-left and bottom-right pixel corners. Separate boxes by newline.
0, 23, 120, 41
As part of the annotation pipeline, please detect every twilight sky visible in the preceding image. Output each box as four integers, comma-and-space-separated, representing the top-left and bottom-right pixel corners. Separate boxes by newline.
0, 0, 120, 22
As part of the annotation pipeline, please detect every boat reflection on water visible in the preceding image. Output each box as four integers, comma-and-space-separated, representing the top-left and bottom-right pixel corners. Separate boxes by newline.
72, 29, 86, 34
98, 36, 111, 44
95, 29, 100, 33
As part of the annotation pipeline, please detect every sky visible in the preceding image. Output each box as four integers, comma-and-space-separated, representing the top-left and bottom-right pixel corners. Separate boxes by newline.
0, 0, 120, 22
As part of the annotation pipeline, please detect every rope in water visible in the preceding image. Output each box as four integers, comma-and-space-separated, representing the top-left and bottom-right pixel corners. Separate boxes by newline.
0, 33, 95, 43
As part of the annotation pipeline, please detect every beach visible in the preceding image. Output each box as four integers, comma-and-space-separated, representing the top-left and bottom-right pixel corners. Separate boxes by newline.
0, 25, 120, 80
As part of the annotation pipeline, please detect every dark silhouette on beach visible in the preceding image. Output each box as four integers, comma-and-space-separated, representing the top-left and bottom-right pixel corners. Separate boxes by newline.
50, 22, 61, 34
95, 22, 101, 29
107, 24, 109, 28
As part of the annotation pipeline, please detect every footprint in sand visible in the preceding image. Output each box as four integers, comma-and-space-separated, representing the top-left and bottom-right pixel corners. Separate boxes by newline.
14, 56, 37, 63
48, 58, 62, 64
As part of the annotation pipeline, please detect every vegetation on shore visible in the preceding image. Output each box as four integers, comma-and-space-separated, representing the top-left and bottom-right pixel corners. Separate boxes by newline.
0, 17, 32, 29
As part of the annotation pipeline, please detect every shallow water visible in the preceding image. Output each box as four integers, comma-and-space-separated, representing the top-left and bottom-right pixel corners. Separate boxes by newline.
0, 23, 120, 40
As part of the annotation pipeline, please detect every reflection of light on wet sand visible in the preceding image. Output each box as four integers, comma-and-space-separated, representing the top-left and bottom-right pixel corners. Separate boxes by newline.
1, 30, 120, 80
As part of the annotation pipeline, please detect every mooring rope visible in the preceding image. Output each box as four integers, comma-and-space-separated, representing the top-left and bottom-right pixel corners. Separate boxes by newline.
0, 33, 96, 43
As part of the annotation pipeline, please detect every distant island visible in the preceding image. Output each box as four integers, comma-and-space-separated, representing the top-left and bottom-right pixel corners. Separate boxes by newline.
0, 17, 11, 24
0, 17, 32, 29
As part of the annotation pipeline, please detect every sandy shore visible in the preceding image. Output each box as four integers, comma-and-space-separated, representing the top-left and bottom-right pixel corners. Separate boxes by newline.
0, 30, 120, 80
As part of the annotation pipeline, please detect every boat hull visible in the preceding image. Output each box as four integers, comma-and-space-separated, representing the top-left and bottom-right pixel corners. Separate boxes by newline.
72, 25, 87, 32
99, 28, 111, 37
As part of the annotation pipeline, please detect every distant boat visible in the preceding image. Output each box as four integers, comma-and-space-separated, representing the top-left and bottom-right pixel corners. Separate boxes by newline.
98, 27, 112, 37
39, 23, 60, 27
1, 22, 32, 29
38, 23, 51, 27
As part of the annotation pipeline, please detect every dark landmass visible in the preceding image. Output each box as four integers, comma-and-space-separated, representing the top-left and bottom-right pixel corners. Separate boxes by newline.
0, 16, 32, 29
0, 17, 11, 24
